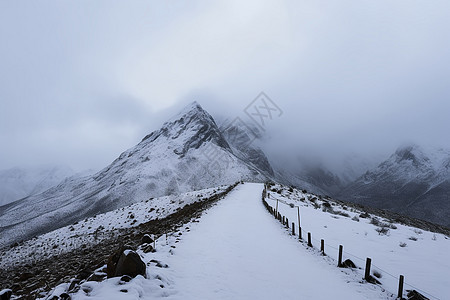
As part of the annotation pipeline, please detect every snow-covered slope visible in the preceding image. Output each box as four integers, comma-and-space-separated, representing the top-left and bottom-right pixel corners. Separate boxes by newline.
0, 165, 75, 206
32, 183, 448, 300
0, 185, 230, 271
0, 102, 267, 248
265, 183, 449, 300
339, 144, 450, 226
219, 118, 274, 177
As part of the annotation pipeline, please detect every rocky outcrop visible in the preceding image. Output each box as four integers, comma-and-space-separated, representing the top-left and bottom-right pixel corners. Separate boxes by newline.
107, 248, 146, 278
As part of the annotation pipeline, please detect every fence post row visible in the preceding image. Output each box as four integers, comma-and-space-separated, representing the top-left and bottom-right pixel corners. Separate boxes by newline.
261, 186, 428, 300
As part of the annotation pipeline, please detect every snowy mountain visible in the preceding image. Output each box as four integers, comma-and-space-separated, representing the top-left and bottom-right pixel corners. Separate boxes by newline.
219, 117, 274, 177
0, 102, 268, 248
0, 165, 75, 206
339, 144, 450, 226
1, 102, 448, 251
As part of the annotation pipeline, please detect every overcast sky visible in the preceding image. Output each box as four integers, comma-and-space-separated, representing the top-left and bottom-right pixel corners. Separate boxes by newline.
1, 0, 450, 172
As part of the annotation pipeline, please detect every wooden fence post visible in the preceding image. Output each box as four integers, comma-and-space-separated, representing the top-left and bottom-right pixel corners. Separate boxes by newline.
365, 258, 372, 282
286, 217, 289, 228
398, 275, 404, 299
299, 227, 302, 240
276, 199, 279, 216
282, 216, 285, 225
338, 245, 343, 267
321, 239, 325, 255
292, 222, 295, 235
307, 232, 312, 247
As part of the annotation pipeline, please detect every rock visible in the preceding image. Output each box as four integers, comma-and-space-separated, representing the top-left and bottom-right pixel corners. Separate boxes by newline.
107, 247, 127, 278
59, 293, 71, 300
120, 275, 132, 283
67, 279, 80, 293
142, 244, 154, 253
0, 289, 12, 300
107, 248, 146, 278
141, 234, 154, 244
87, 272, 107, 282
407, 290, 429, 300
342, 259, 356, 268
76, 268, 92, 281
150, 259, 168, 268
366, 275, 381, 285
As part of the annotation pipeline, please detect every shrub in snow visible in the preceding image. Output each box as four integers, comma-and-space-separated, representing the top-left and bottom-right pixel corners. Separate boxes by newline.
338, 211, 350, 218
408, 236, 418, 241
399, 242, 407, 247
375, 227, 390, 236
370, 217, 380, 226
359, 212, 370, 219
352, 215, 360, 222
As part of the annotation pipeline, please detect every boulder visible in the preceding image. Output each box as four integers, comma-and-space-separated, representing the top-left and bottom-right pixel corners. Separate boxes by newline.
142, 244, 154, 253
141, 234, 154, 245
59, 293, 71, 300
107, 248, 146, 278
0, 289, 12, 300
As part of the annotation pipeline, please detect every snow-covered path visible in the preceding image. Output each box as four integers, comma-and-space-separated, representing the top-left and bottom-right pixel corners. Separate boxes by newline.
162, 183, 387, 299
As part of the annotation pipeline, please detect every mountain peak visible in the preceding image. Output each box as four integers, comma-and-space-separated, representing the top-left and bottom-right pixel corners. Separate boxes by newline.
168, 101, 205, 122
141, 101, 230, 156
394, 144, 427, 165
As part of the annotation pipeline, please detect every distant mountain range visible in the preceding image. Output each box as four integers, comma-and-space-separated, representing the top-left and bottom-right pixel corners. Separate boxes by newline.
1, 102, 448, 248
0, 165, 76, 206
338, 145, 450, 227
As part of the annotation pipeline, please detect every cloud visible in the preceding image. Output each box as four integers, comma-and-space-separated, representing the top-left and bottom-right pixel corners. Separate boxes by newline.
0, 0, 449, 171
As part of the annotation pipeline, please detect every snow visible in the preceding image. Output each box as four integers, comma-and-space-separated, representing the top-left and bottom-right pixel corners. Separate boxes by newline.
0, 186, 229, 270
266, 184, 449, 300
65, 183, 393, 299
152, 183, 389, 300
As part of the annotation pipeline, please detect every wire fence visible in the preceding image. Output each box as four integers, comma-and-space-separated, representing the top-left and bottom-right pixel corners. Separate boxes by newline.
261, 183, 441, 300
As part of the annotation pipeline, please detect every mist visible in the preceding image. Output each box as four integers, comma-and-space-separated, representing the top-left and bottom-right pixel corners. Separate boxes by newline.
1, 0, 449, 172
